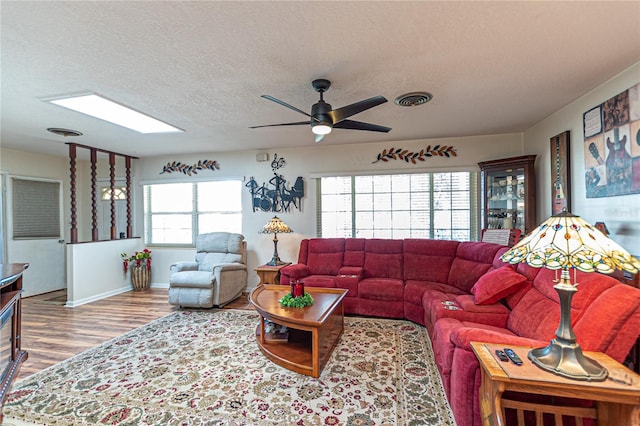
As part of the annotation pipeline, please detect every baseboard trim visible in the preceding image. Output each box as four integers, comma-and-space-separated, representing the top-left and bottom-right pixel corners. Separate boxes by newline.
65, 286, 132, 307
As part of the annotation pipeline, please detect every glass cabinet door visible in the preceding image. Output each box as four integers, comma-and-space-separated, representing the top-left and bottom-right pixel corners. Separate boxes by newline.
485, 168, 525, 232
479, 155, 536, 235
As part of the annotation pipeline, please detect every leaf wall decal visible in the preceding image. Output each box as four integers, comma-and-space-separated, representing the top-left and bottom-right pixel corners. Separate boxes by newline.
372, 145, 458, 164
160, 160, 221, 175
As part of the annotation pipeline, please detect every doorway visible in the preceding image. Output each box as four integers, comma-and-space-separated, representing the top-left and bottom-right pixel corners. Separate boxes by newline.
6, 176, 66, 297
96, 179, 127, 240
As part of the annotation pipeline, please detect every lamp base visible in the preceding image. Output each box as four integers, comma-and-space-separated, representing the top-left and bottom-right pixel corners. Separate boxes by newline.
528, 339, 608, 381
265, 257, 287, 267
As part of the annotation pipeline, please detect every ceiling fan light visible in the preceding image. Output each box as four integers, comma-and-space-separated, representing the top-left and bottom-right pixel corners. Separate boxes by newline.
312, 123, 332, 135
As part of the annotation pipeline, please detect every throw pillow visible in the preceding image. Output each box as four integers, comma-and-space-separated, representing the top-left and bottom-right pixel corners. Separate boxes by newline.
471, 265, 528, 305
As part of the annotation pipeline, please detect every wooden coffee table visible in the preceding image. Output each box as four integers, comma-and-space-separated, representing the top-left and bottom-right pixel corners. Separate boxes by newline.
249, 285, 348, 378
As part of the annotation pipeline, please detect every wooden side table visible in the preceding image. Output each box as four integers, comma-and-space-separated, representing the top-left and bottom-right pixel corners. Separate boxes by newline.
471, 342, 640, 426
255, 263, 291, 286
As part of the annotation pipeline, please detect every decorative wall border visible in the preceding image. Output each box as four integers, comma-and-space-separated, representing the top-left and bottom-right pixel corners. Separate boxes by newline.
160, 160, 220, 176
372, 145, 457, 164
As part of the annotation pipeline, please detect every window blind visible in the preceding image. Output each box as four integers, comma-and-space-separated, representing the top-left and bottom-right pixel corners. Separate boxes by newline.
12, 178, 60, 238
318, 172, 477, 240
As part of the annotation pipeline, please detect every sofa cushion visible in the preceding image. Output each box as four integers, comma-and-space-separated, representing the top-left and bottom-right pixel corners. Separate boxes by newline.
307, 238, 345, 275
574, 283, 640, 360
424, 293, 510, 336
448, 320, 545, 351
195, 232, 245, 271
506, 268, 619, 340
403, 238, 460, 283
300, 275, 337, 288
363, 239, 404, 279
503, 262, 540, 308
446, 242, 503, 293
169, 271, 215, 288
403, 239, 459, 283
447, 259, 492, 293
358, 278, 404, 301
471, 265, 528, 304
405, 281, 465, 306
506, 285, 561, 340
344, 238, 366, 267
502, 281, 533, 309
196, 232, 244, 254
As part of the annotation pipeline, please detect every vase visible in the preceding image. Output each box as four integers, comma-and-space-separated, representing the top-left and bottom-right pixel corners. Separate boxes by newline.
130, 265, 151, 291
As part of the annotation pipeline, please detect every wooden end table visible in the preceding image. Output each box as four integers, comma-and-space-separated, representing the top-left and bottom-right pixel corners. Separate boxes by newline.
249, 285, 348, 378
255, 263, 290, 286
471, 342, 640, 426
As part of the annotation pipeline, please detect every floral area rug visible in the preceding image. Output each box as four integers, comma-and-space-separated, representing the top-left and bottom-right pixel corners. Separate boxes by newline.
5, 310, 455, 426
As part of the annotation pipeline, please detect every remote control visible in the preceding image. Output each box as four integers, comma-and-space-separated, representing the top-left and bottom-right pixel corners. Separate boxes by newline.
495, 350, 509, 362
504, 348, 523, 365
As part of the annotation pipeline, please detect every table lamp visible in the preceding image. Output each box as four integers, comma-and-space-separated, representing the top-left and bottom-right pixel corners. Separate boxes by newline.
260, 216, 293, 266
501, 211, 640, 381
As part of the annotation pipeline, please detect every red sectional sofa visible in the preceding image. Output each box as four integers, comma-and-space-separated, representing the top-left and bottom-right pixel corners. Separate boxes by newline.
280, 237, 640, 426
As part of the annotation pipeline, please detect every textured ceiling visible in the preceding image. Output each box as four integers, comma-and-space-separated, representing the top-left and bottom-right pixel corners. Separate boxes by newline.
1, 1, 639, 158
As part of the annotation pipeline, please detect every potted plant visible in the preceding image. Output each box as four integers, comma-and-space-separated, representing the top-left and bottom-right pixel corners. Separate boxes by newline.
121, 249, 152, 291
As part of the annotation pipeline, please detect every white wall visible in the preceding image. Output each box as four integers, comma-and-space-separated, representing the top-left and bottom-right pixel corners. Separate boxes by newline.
4, 58, 639, 300
137, 133, 525, 289
524, 62, 640, 257
66, 238, 143, 306
0, 148, 71, 293
0, 148, 71, 239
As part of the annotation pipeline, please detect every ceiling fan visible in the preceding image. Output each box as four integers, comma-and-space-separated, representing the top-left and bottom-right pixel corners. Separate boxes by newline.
250, 79, 391, 143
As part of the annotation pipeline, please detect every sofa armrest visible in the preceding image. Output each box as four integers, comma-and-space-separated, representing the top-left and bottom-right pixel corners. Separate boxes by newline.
170, 261, 198, 273
213, 263, 247, 272
450, 326, 546, 351
213, 263, 247, 282
280, 264, 311, 284
335, 270, 362, 298
338, 266, 363, 278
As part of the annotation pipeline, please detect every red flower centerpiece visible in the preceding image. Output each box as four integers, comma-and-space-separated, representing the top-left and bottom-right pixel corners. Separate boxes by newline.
121, 249, 152, 272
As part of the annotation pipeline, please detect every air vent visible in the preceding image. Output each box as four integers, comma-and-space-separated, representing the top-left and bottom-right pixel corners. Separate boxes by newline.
47, 128, 83, 137
394, 92, 433, 107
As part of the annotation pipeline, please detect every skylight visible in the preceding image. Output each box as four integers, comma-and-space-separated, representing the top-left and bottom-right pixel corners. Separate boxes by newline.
47, 94, 183, 134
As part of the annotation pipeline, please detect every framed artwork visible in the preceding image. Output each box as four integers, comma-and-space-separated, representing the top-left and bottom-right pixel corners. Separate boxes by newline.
550, 131, 571, 215
583, 84, 640, 198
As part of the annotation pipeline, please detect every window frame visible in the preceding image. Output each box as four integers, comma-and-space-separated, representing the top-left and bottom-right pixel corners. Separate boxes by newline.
317, 171, 478, 240
143, 179, 243, 247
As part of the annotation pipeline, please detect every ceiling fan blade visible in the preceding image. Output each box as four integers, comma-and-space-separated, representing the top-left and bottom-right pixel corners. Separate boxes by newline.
314, 133, 325, 143
261, 95, 317, 120
333, 119, 391, 133
249, 121, 309, 129
328, 96, 388, 124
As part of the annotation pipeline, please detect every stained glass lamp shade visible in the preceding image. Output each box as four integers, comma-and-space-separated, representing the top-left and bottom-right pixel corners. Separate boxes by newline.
260, 216, 293, 266
501, 211, 640, 381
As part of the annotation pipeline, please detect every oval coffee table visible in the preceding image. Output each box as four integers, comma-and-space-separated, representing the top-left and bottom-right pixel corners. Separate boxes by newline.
249, 285, 348, 378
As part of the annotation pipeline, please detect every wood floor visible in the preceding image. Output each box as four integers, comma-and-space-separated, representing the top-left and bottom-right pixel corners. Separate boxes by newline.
18, 288, 254, 380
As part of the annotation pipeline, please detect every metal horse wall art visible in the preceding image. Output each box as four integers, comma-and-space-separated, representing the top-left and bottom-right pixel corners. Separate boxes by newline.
246, 174, 304, 213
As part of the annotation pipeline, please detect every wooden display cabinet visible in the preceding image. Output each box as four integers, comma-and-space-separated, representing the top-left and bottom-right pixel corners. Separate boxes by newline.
478, 155, 536, 235
0, 263, 29, 423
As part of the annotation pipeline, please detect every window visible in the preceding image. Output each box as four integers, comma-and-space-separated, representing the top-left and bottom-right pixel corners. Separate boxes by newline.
318, 172, 477, 240
101, 186, 127, 201
12, 178, 61, 239
143, 180, 242, 245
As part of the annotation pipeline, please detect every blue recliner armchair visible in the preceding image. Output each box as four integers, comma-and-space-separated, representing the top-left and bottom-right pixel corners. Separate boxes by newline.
169, 232, 247, 308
